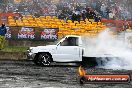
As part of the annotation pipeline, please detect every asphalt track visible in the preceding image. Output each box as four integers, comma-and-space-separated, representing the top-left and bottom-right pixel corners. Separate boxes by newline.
0, 60, 131, 88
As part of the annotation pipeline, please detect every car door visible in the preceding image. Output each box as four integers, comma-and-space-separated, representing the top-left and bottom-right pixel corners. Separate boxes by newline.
53, 37, 82, 62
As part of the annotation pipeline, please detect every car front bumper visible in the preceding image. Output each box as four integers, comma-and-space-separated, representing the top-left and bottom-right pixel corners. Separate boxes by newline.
27, 52, 36, 60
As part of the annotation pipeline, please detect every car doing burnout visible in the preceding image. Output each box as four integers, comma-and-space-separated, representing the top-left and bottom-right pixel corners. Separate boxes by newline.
27, 35, 113, 66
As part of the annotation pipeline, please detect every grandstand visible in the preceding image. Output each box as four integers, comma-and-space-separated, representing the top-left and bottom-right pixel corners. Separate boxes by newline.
7, 15, 106, 38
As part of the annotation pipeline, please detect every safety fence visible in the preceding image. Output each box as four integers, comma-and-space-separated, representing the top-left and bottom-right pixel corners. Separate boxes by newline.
102, 19, 132, 25
102, 19, 132, 31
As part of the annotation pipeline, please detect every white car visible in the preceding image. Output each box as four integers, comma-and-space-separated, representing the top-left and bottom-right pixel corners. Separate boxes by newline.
27, 35, 113, 66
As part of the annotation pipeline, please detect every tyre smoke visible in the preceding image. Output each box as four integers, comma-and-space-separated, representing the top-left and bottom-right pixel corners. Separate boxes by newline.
82, 28, 132, 70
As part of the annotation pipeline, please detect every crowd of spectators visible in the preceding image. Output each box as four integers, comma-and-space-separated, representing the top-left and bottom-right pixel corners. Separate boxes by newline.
57, 0, 102, 22
89, 0, 132, 20
0, 0, 57, 16
57, 0, 132, 21
69, 7, 101, 22
0, 0, 132, 21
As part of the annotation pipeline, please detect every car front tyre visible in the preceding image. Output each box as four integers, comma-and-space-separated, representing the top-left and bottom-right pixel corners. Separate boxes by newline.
34, 53, 52, 66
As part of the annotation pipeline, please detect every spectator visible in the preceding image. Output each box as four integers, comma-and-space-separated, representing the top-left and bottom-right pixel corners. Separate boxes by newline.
71, 13, 77, 22
100, 4, 107, 17
81, 11, 86, 21
109, 11, 115, 20
91, 0, 97, 10
94, 15, 101, 22
76, 13, 81, 23
106, 7, 111, 19
0, 23, 7, 36
34, 12, 40, 18
0, 23, 7, 49
96, 1, 102, 13
58, 12, 66, 20
90, 10, 96, 19
86, 10, 91, 20
123, 22, 130, 31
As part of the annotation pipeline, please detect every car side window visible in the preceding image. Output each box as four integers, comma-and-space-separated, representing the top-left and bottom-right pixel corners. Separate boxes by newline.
60, 37, 79, 46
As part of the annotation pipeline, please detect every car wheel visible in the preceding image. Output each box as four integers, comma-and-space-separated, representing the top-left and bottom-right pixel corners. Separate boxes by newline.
34, 53, 52, 66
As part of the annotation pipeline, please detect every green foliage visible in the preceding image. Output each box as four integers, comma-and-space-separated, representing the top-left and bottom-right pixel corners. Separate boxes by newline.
0, 36, 5, 49
1, 46, 29, 52
0, 35, 29, 52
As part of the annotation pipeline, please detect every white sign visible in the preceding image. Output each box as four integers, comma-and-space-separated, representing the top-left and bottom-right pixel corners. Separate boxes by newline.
5, 27, 11, 39
41, 28, 57, 40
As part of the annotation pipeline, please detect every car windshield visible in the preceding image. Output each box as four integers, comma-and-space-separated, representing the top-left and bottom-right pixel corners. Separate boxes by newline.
52, 38, 62, 45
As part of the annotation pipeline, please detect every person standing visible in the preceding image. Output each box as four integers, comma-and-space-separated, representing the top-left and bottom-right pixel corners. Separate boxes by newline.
81, 11, 86, 22
0, 23, 7, 49
100, 4, 107, 17
71, 13, 76, 22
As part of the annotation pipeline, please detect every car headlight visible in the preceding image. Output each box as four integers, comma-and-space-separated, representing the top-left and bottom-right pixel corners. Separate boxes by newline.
27, 48, 33, 53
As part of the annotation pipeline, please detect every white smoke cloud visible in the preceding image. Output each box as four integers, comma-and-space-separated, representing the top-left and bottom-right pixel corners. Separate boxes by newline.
82, 28, 132, 70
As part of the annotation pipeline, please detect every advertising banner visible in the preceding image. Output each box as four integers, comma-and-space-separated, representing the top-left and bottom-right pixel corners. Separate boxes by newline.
39, 28, 58, 40
17, 27, 35, 39
5, 26, 12, 39
5, 27, 58, 41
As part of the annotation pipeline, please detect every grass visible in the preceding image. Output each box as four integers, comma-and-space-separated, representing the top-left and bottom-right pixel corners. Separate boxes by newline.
1, 46, 29, 52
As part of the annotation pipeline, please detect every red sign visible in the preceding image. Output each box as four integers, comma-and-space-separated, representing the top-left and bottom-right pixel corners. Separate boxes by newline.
80, 74, 130, 84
